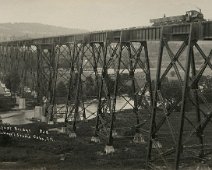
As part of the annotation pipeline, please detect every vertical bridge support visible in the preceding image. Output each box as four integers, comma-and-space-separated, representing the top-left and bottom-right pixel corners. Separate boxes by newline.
36, 44, 57, 123
65, 40, 102, 137
146, 23, 212, 169
93, 31, 153, 154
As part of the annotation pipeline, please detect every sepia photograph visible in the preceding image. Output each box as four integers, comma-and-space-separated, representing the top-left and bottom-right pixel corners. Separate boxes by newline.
0, 0, 212, 169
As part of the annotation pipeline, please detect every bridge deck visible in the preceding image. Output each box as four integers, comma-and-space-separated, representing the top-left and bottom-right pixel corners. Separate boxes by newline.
0, 21, 212, 45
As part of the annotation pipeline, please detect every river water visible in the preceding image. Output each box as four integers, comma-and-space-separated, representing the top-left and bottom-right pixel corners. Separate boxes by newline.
0, 96, 134, 125
0, 109, 35, 125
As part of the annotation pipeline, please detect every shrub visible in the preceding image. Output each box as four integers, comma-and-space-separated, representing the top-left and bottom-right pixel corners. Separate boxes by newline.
2, 70, 20, 94
56, 81, 67, 97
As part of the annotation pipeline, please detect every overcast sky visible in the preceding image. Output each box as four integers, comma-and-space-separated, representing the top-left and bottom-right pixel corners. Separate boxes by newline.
0, 0, 211, 31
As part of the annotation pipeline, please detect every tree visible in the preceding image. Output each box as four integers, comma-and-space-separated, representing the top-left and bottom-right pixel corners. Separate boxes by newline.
3, 70, 20, 95
56, 81, 67, 97
170, 70, 176, 77
84, 76, 95, 97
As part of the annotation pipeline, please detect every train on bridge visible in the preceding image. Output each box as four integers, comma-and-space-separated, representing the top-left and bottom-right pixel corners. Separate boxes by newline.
150, 10, 205, 26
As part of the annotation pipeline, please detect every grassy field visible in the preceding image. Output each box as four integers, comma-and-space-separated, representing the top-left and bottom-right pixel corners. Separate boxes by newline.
0, 112, 147, 170
0, 106, 212, 170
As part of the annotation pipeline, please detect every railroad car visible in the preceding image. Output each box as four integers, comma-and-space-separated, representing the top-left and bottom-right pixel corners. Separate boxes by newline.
150, 10, 205, 26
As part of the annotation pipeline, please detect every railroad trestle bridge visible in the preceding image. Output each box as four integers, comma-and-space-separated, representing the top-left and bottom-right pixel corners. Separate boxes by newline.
0, 21, 212, 169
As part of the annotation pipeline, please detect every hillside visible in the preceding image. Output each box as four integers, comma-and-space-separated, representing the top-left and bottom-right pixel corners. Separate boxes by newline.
0, 23, 87, 41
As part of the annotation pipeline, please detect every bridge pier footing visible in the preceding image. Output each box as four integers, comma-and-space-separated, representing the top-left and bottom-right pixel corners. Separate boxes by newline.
68, 132, 77, 138
133, 133, 146, 144
48, 121, 54, 125
104, 145, 115, 154
15, 95, 20, 105
18, 98, 26, 110
34, 106, 47, 122
91, 136, 100, 143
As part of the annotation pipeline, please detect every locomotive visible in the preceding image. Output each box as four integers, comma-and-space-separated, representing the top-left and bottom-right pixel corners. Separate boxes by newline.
150, 10, 205, 26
